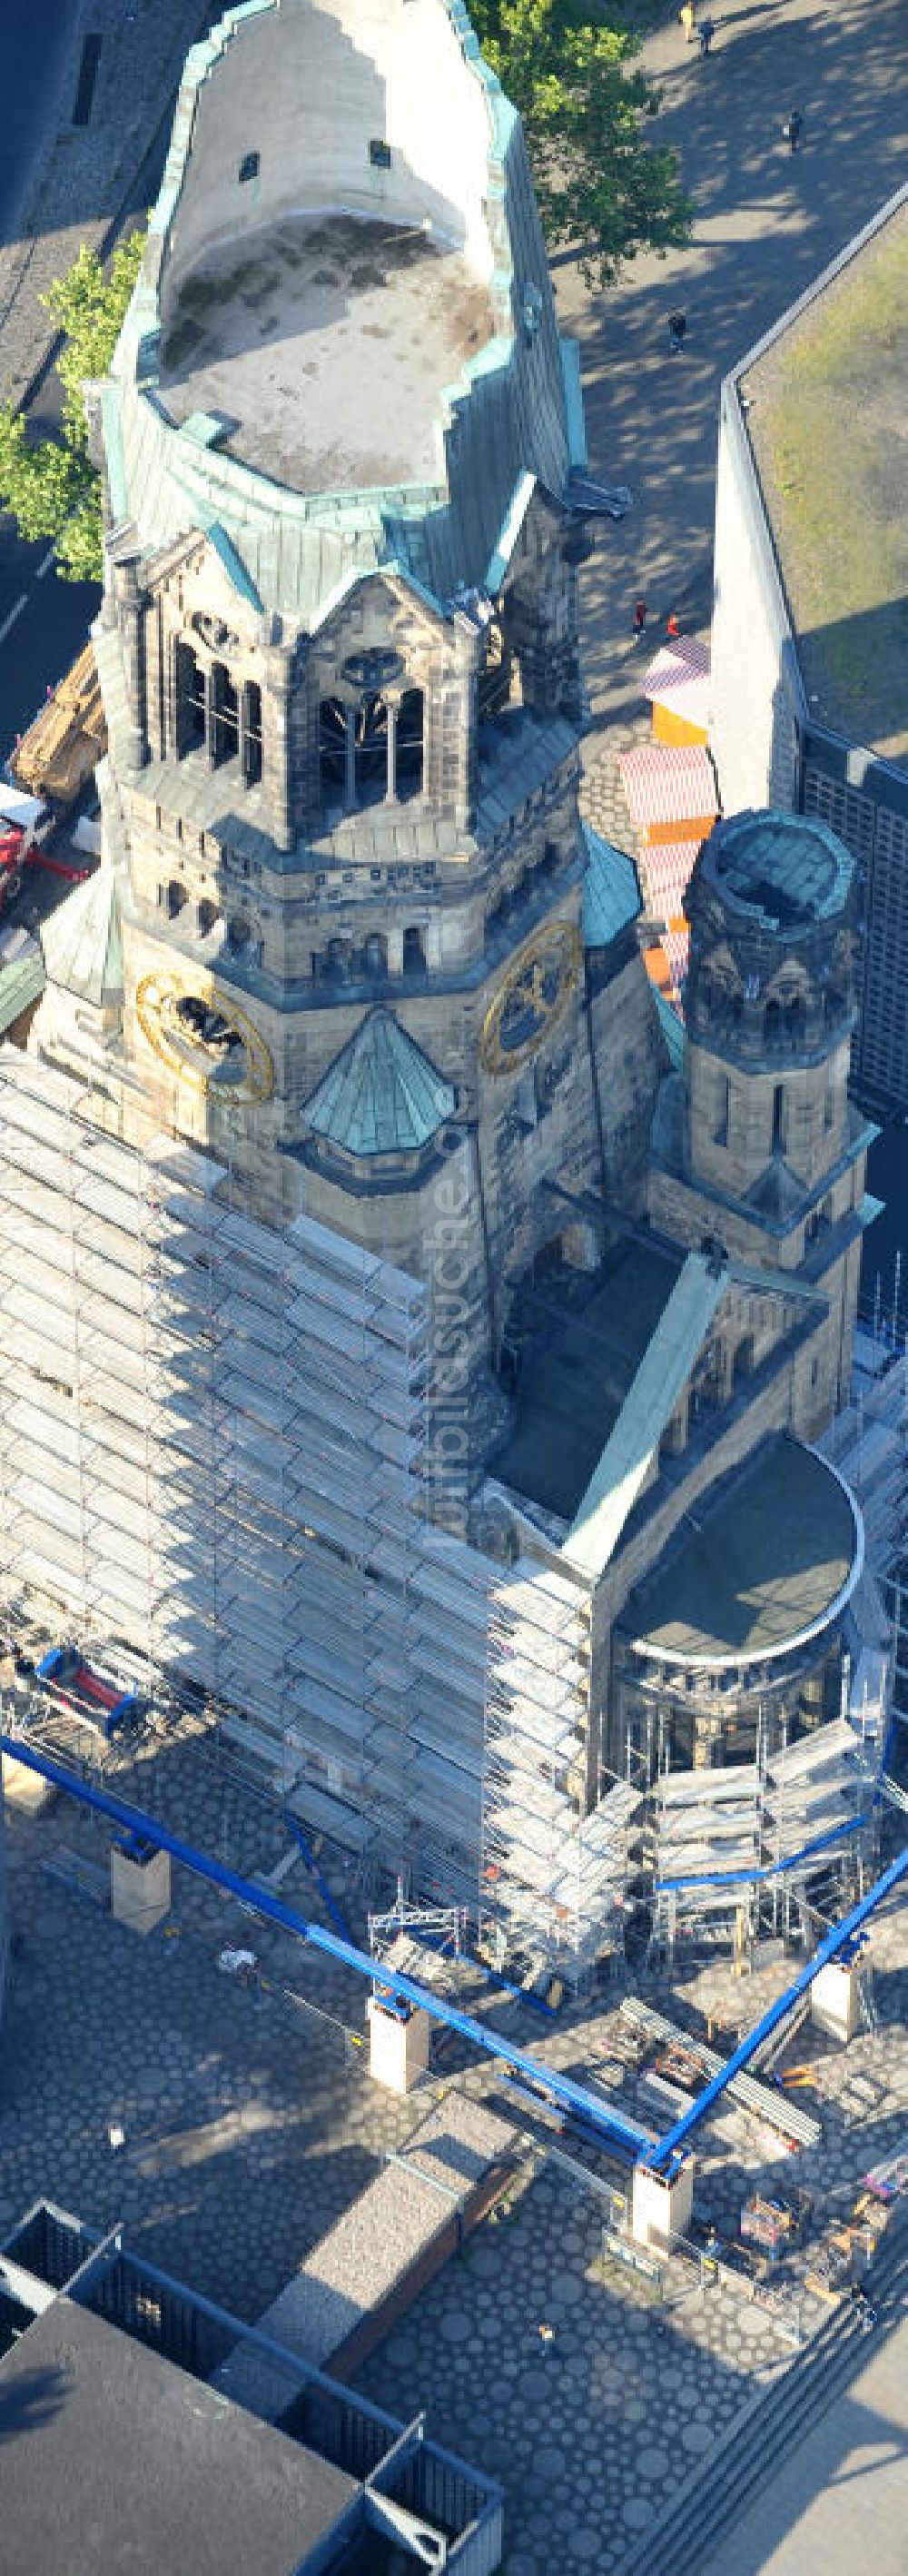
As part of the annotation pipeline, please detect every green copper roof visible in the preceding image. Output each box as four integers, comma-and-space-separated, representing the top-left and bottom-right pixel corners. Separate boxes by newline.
0, 938, 44, 1034
701, 809, 853, 930
303, 1008, 456, 1156
39, 863, 123, 1008
624, 1432, 859, 1668
109, 0, 574, 625
561, 1252, 727, 1583
581, 824, 641, 948
653, 986, 686, 1072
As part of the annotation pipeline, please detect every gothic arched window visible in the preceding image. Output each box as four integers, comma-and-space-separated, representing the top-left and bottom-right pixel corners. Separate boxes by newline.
211, 663, 239, 765
319, 687, 423, 811
478, 609, 511, 723
319, 698, 348, 800
242, 681, 262, 786
396, 689, 424, 799
356, 692, 389, 805
175, 640, 206, 755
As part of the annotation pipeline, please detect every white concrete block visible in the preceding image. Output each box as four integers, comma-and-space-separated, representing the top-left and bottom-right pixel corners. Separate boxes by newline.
367, 1995, 431, 2095
811, 1958, 861, 2043
632, 2155, 695, 2250
110, 1837, 171, 1935
2, 1751, 57, 1817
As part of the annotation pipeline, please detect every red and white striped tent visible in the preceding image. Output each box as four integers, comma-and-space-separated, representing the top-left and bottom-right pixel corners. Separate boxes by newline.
643, 636, 711, 729
663, 923, 691, 995
638, 838, 700, 922
619, 742, 717, 841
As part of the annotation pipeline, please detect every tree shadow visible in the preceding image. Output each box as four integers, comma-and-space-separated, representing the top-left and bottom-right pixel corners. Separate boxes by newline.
0, 2359, 67, 2444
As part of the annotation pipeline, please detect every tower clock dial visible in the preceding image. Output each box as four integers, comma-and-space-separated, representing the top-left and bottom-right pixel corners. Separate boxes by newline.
136, 969, 274, 1105
479, 921, 581, 1075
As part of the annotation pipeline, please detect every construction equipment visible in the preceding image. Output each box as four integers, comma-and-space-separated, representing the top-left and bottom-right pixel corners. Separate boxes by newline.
34, 1645, 143, 1739
0, 787, 50, 916
13, 642, 106, 809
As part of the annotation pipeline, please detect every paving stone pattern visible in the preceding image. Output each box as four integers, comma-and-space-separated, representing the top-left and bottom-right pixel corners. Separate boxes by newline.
4, 1717, 907, 2568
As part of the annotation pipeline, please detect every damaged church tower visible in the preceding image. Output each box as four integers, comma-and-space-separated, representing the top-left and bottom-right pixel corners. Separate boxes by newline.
0, 0, 881, 1977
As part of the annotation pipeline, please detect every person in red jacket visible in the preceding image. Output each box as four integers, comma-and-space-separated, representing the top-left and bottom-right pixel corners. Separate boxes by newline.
632, 599, 648, 644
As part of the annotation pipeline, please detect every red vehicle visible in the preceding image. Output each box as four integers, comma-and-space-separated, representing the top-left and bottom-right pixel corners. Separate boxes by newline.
0, 786, 48, 916
0, 783, 95, 915
0, 820, 25, 909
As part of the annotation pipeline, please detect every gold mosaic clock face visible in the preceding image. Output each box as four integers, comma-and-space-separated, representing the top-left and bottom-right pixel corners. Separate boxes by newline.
479, 921, 582, 1075
136, 969, 274, 1105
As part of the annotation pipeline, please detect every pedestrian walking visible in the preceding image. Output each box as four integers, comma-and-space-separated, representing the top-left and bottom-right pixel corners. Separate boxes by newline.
666, 611, 681, 640
679, 1, 696, 39
698, 15, 715, 54
668, 311, 687, 356
632, 598, 648, 645
785, 108, 804, 154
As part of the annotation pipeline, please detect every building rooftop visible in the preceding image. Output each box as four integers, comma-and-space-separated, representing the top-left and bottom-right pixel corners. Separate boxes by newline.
581, 822, 641, 949
302, 1006, 456, 1156
698, 809, 853, 930
38, 859, 123, 1006
623, 1432, 861, 1668
564, 1253, 727, 1581
493, 1238, 684, 1522
110, 0, 575, 622
742, 191, 908, 764
0, 2294, 359, 2576
159, 214, 492, 495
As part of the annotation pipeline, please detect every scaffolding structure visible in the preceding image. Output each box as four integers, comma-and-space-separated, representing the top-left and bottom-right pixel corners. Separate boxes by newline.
647, 1717, 877, 1968
648, 1762, 763, 1964
0, 1053, 437, 1882
403, 1528, 489, 1908
765, 1719, 876, 1919
479, 1560, 637, 1986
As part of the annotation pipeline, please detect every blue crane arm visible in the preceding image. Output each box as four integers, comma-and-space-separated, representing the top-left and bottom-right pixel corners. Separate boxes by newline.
646, 1836, 908, 2168
0, 1733, 654, 2160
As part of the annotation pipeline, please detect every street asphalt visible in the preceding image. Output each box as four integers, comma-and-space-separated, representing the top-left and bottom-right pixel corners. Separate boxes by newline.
0, 0, 79, 248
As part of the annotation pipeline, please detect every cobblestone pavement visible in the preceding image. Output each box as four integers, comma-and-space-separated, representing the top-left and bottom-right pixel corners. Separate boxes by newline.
351, 1888, 908, 2570
3, 1716, 908, 2567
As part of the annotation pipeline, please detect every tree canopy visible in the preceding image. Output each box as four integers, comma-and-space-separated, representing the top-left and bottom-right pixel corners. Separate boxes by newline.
0, 227, 146, 584
471, 0, 691, 282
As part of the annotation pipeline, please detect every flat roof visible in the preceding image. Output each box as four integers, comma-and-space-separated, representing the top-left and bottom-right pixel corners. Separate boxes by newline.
0, 2295, 360, 2576
159, 214, 492, 494
743, 195, 908, 763
701, 810, 852, 930
493, 1240, 683, 1521
624, 1433, 861, 1668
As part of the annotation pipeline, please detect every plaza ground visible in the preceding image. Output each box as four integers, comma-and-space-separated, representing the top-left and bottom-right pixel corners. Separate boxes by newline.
3, 1712, 908, 2573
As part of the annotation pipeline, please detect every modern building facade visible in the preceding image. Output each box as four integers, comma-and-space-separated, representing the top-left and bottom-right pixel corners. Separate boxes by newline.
0, 2199, 502, 2576
710, 181, 908, 1115
0, 0, 884, 1979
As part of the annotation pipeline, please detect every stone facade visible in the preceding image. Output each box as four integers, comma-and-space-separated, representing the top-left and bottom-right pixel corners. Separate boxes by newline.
0, 0, 883, 1968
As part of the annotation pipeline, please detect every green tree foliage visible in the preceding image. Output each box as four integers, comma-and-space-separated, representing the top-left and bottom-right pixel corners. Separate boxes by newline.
0, 227, 146, 584
471, 0, 691, 282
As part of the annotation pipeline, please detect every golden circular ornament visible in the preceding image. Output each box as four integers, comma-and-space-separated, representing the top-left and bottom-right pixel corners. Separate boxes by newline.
135, 968, 274, 1105
479, 920, 581, 1075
